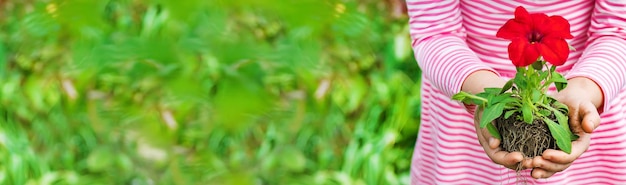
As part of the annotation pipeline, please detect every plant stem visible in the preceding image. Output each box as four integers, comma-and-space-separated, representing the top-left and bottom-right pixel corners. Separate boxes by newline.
539, 103, 560, 113
465, 93, 489, 104
540, 61, 554, 91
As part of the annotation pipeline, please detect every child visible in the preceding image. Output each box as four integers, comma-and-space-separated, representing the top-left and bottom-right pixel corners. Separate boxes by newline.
408, 1, 626, 184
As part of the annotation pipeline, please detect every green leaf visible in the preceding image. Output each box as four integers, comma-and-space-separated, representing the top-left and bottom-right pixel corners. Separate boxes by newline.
553, 109, 569, 130
500, 80, 513, 94
553, 101, 569, 112
555, 82, 567, 92
551, 107, 577, 141
452, 91, 485, 105
490, 93, 513, 106
539, 71, 549, 80
472, 99, 484, 105
552, 71, 566, 80
452, 92, 468, 101
483, 87, 502, 94
532, 89, 542, 102
552, 71, 568, 91
486, 123, 501, 140
486, 93, 496, 105
480, 103, 505, 128
476, 89, 501, 106
476, 92, 491, 99
504, 110, 516, 119
513, 73, 527, 90
539, 109, 551, 117
452, 92, 472, 104
545, 118, 572, 154
522, 103, 533, 124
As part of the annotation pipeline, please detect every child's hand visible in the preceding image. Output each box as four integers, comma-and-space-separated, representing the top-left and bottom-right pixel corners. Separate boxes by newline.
530, 77, 603, 179
462, 70, 534, 170
473, 108, 534, 170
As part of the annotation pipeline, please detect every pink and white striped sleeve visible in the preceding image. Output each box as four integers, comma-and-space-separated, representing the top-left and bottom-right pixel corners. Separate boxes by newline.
566, 0, 626, 113
407, 0, 498, 97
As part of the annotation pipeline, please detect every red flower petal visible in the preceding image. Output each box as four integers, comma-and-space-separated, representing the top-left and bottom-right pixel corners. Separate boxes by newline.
514, 6, 531, 24
540, 38, 570, 66
530, 13, 549, 34
508, 38, 531, 67
507, 38, 525, 66
523, 44, 541, 67
545, 16, 574, 39
496, 19, 529, 40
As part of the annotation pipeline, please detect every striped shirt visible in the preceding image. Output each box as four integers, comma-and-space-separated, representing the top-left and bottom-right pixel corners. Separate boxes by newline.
408, 1, 626, 184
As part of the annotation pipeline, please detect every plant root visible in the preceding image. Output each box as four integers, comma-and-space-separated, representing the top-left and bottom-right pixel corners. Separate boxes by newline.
495, 112, 558, 161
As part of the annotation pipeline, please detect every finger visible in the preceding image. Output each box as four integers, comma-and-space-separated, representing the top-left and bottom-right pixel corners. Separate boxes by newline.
580, 101, 600, 133
532, 156, 570, 172
568, 103, 582, 132
478, 127, 527, 170
475, 126, 490, 149
486, 130, 500, 149
473, 109, 527, 169
488, 150, 524, 167
542, 133, 591, 164
477, 121, 499, 150
532, 168, 556, 179
520, 157, 533, 169
502, 157, 533, 170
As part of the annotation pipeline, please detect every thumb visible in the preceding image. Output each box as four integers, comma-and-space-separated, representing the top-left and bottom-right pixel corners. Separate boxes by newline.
580, 101, 600, 133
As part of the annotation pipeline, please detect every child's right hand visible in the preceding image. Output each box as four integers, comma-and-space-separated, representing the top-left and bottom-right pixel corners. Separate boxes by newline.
462, 70, 533, 170
473, 108, 533, 170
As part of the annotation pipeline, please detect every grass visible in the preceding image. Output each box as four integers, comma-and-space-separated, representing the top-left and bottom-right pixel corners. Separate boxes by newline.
0, 0, 421, 184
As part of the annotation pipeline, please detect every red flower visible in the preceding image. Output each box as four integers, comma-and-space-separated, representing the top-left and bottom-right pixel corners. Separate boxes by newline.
496, 6, 573, 67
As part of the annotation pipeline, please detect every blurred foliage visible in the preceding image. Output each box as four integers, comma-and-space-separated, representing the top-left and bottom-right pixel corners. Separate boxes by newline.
0, 0, 420, 184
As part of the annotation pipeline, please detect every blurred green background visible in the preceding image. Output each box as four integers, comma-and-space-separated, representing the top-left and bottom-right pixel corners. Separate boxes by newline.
0, 0, 421, 184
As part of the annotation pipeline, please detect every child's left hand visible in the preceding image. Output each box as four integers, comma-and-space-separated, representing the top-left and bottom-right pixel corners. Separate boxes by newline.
530, 77, 603, 179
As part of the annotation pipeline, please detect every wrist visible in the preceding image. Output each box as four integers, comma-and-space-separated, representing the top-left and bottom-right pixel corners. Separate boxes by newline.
461, 70, 506, 94
566, 77, 604, 109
